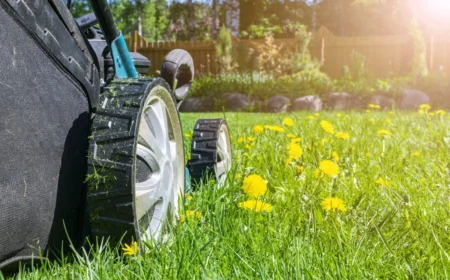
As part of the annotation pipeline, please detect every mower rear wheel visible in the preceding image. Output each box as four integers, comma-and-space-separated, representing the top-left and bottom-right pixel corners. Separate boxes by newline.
87, 78, 184, 246
188, 119, 232, 187
160, 49, 194, 104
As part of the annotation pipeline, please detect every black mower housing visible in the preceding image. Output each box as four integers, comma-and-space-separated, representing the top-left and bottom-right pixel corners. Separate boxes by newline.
0, 0, 146, 269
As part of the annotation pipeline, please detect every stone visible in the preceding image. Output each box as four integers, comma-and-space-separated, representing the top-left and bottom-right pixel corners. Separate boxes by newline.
325, 92, 364, 110
179, 97, 205, 112
369, 95, 395, 109
400, 89, 430, 110
292, 95, 322, 111
224, 93, 250, 111
265, 95, 290, 113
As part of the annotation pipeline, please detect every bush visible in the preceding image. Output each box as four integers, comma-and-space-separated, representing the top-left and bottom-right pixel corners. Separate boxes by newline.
216, 26, 236, 72
189, 69, 450, 109
189, 70, 333, 102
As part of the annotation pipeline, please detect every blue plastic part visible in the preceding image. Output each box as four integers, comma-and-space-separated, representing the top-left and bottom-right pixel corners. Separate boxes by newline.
110, 33, 139, 78
185, 167, 191, 194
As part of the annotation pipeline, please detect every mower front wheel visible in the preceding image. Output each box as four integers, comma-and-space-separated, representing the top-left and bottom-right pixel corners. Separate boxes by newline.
87, 78, 184, 246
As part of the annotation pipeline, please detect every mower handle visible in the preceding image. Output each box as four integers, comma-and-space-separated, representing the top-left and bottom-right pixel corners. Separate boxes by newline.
89, 0, 119, 44
75, 12, 98, 30
89, 0, 138, 78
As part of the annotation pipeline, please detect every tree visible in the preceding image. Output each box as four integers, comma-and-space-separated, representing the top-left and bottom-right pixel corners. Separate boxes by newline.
239, 0, 308, 38
142, 0, 170, 41
169, 1, 213, 41
110, 0, 138, 36
70, 0, 91, 18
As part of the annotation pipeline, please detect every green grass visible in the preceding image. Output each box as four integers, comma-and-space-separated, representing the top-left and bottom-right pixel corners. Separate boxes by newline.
3, 111, 450, 279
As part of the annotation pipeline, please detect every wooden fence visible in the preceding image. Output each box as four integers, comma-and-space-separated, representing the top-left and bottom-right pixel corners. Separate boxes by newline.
126, 27, 450, 78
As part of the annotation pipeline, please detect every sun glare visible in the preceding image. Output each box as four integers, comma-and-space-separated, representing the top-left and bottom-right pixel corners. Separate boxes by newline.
414, 0, 450, 27
428, 0, 450, 15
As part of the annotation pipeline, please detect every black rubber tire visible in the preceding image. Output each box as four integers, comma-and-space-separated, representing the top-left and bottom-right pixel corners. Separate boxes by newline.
86, 77, 184, 246
160, 49, 194, 103
188, 119, 232, 187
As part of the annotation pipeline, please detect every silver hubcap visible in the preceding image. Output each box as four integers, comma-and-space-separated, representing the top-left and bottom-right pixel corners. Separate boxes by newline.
215, 124, 232, 185
134, 87, 183, 242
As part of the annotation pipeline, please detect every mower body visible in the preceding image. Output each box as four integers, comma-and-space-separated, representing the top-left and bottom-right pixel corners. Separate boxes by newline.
0, 0, 102, 267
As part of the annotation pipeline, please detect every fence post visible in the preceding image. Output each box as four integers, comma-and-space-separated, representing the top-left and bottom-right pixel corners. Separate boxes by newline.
321, 37, 325, 67
429, 33, 434, 71
133, 31, 138, 52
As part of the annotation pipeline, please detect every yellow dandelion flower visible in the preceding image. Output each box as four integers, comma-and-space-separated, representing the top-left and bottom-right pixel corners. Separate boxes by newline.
412, 151, 420, 157
320, 138, 330, 146
336, 113, 342, 117
287, 133, 296, 139
376, 178, 391, 187
368, 104, 381, 109
265, 125, 285, 133
420, 104, 431, 111
185, 194, 193, 201
283, 117, 294, 127
313, 169, 320, 178
284, 157, 293, 165
335, 132, 350, 140
332, 152, 340, 162
418, 109, 425, 115
122, 241, 139, 256
238, 200, 273, 213
320, 120, 334, 134
237, 137, 246, 143
247, 137, 256, 142
253, 125, 264, 134
288, 143, 303, 160
242, 175, 267, 197
180, 210, 203, 223
184, 133, 192, 138
306, 115, 315, 120
321, 197, 347, 212
377, 129, 392, 137
291, 137, 302, 144
435, 110, 446, 116
319, 160, 339, 177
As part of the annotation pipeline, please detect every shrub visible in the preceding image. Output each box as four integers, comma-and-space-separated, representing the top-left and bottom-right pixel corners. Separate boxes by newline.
409, 19, 428, 77
189, 70, 333, 102
216, 26, 236, 72
282, 24, 320, 74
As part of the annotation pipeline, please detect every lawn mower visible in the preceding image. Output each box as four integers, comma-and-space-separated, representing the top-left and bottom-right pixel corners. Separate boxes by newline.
0, 0, 232, 269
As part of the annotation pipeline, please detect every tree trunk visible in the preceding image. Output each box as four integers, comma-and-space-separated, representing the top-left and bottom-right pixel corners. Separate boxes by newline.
312, 0, 317, 33
226, 0, 240, 36
187, 0, 195, 40
137, 0, 142, 37
211, 0, 218, 39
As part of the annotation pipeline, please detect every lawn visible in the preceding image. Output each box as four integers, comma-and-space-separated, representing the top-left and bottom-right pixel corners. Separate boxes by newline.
3, 110, 450, 279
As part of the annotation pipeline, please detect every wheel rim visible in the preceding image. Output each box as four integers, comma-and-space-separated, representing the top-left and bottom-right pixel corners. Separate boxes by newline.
134, 86, 184, 242
215, 124, 232, 185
